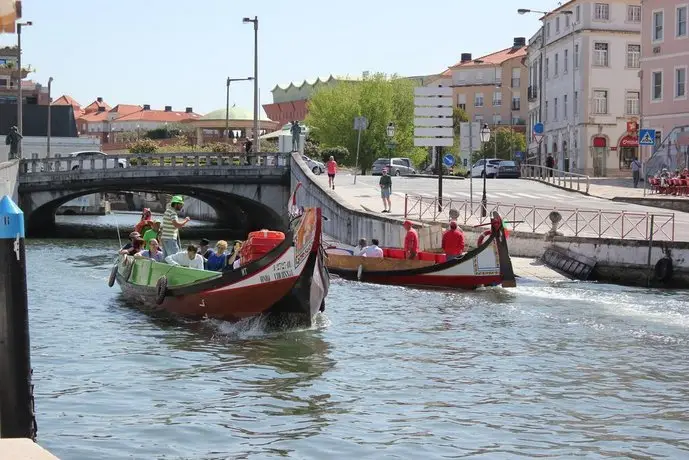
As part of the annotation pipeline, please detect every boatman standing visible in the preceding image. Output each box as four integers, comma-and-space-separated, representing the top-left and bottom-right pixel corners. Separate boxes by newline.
442, 220, 465, 258
402, 220, 419, 260
161, 195, 191, 257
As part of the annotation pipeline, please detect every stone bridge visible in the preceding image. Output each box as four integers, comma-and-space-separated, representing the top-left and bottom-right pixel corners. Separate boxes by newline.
18, 152, 290, 236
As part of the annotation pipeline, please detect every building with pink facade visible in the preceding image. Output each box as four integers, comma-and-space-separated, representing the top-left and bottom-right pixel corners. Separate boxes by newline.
641, 0, 689, 170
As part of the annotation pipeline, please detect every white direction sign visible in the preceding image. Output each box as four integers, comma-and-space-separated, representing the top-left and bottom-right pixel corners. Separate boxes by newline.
414, 85, 454, 147
459, 122, 481, 153
414, 96, 453, 107
414, 86, 453, 97
414, 117, 453, 127
414, 106, 453, 117
415, 127, 453, 137
414, 137, 454, 147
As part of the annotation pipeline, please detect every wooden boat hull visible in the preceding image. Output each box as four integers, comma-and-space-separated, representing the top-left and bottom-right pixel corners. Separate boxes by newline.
326, 213, 516, 290
113, 208, 329, 326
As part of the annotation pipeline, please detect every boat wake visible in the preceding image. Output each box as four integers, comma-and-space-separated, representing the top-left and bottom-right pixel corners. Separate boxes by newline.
202, 312, 330, 341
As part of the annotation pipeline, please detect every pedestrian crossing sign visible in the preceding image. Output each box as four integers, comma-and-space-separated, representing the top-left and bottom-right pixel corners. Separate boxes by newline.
639, 128, 656, 146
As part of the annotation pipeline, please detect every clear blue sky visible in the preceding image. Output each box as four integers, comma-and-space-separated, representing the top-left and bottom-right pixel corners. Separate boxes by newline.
1, 0, 560, 115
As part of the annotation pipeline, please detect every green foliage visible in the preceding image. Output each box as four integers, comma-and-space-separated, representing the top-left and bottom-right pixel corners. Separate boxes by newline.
319, 146, 349, 163
305, 72, 419, 173
128, 138, 159, 154
472, 127, 527, 162
303, 139, 320, 157
452, 107, 469, 136
260, 139, 279, 153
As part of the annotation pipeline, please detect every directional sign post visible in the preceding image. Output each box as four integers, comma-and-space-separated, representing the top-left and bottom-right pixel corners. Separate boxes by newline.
533, 122, 544, 144
353, 116, 368, 184
639, 128, 656, 146
414, 86, 454, 209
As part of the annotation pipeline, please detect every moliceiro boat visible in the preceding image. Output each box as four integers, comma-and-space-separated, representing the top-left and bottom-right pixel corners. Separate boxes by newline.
108, 207, 329, 326
326, 212, 516, 290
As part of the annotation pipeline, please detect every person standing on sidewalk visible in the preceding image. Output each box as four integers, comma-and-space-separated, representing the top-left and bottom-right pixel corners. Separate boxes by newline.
631, 157, 642, 188
326, 156, 337, 189
379, 168, 392, 213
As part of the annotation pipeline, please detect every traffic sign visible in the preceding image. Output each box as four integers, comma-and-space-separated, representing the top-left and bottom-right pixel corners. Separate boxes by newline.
414, 137, 454, 147
639, 128, 656, 146
443, 154, 455, 167
459, 122, 481, 153
414, 86, 453, 97
353, 116, 368, 131
533, 134, 544, 143
414, 96, 453, 107
414, 85, 454, 147
414, 127, 453, 138
414, 117, 453, 127
414, 106, 453, 117
533, 122, 544, 135
515, 151, 524, 160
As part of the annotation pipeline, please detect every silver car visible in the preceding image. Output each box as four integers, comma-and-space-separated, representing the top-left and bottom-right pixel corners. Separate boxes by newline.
302, 155, 325, 174
371, 157, 416, 176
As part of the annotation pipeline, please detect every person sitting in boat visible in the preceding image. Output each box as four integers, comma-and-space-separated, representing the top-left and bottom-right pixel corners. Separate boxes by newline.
119, 237, 145, 256
198, 238, 212, 259
226, 241, 242, 270
165, 244, 205, 270
120, 231, 141, 251
355, 238, 367, 254
359, 238, 383, 258
134, 208, 154, 234
206, 240, 229, 271
142, 221, 161, 250
134, 239, 165, 262
161, 195, 191, 257
403, 220, 419, 260
442, 221, 465, 258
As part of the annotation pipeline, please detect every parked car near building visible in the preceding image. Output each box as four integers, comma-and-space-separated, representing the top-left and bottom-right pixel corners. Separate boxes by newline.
68, 151, 128, 170
371, 157, 416, 176
495, 160, 521, 178
469, 158, 502, 178
302, 155, 325, 174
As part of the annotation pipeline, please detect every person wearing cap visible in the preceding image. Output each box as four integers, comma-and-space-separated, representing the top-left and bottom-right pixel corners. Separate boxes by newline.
442, 220, 465, 258
198, 238, 212, 259
119, 237, 145, 256
134, 208, 154, 234
402, 220, 419, 260
135, 239, 165, 262
121, 231, 142, 251
160, 195, 191, 257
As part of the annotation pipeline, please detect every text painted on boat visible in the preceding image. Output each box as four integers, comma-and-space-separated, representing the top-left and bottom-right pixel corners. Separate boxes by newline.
260, 260, 294, 283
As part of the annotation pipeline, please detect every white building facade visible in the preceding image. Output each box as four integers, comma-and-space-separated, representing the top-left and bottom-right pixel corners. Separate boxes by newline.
527, 0, 642, 176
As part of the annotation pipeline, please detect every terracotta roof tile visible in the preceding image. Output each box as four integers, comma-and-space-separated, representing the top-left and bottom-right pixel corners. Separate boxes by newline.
79, 110, 110, 122
111, 109, 200, 123
451, 46, 527, 68
109, 104, 142, 115
52, 94, 81, 108
83, 99, 111, 113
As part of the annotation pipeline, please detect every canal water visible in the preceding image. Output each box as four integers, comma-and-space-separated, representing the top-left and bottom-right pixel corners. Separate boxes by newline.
26, 216, 689, 459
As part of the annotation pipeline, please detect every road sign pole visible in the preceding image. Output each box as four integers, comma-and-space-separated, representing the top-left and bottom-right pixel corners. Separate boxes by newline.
469, 121, 473, 212
437, 146, 442, 211
353, 127, 362, 185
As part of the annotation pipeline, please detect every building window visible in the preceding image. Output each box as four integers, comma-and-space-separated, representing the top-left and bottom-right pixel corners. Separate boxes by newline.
564, 94, 568, 119
574, 91, 579, 115
593, 90, 608, 114
545, 58, 549, 79
511, 68, 520, 88
475, 93, 484, 107
556, 17, 560, 33
654, 10, 664, 41
652, 71, 663, 100
492, 114, 502, 125
576, 5, 581, 22
594, 3, 610, 20
458, 103, 466, 111
676, 67, 687, 98
512, 95, 521, 111
678, 5, 688, 37
545, 101, 549, 121
626, 44, 640, 68
566, 14, 570, 28
564, 49, 569, 73
574, 43, 579, 68
493, 91, 502, 106
627, 5, 641, 22
554, 53, 559, 75
554, 97, 559, 120
546, 22, 551, 39
594, 43, 609, 67
626, 91, 640, 114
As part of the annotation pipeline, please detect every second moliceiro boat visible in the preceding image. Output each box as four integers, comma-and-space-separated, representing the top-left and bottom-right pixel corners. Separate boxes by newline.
326, 212, 516, 290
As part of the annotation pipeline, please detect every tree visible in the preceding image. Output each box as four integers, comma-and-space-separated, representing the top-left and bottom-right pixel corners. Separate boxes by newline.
319, 146, 349, 163
473, 127, 527, 162
306, 72, 423, 174
452, 106, 469, 136
129, 138, 159, 154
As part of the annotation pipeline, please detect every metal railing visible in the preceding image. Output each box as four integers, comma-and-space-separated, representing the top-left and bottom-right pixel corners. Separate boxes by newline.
19, 152, 290, 175
403, 194, 675, 241
520, 164, 590, 194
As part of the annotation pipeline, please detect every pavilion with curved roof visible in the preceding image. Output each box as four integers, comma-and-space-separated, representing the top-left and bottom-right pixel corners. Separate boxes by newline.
183, 106, 280, 145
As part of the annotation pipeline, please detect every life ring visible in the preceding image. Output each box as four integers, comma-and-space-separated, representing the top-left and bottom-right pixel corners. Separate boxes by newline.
107, 264, 118, 287
155, 276, 168, 305
476, 230, 492, 246
654, 257, 673, 282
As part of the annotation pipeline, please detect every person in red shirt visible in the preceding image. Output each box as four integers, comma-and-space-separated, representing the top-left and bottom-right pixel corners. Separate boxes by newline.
403, 220, 419, 259
326, 156, 337, 190
442, 220, 465, 258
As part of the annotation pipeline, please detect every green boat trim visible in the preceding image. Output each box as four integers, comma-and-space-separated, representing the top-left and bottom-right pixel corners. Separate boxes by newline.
120, 257, 222, 288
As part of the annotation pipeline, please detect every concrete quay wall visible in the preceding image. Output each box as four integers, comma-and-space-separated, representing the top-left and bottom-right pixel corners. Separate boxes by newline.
0, 159, 19, 201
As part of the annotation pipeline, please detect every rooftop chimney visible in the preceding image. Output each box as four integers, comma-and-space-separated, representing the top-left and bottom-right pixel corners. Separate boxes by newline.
164, 105, 172, 112
143, 104, 150, 110
97, 97, 103, 103
513, 37, 526, 48
460, 53, 472, 63
185, 107, 193, 113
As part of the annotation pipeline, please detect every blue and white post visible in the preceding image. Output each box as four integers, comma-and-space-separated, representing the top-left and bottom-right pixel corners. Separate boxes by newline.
0, 195, 36, 440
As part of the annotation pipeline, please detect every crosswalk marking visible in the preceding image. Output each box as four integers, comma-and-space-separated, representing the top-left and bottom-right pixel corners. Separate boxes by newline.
515, 192, 541, 199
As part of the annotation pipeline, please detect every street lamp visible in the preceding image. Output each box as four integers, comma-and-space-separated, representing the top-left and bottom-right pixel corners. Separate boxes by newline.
243, 16, 259, 151
480, 124, 491, 217
226, 76, 253, 143
17, 21, 32, 157
47, 76, 53, 157
386, 122, 395, 161
517, 8, 572, 166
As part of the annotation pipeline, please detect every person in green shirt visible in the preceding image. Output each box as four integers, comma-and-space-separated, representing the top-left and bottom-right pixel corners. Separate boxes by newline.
379, 168, 392, 213
142, 221, 161, 250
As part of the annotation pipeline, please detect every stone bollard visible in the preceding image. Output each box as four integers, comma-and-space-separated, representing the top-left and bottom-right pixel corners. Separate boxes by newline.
546, 211, 563, 239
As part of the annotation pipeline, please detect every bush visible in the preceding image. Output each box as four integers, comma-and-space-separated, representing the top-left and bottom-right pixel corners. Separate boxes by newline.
128, 139, 159, 154
319, 146, 349, 163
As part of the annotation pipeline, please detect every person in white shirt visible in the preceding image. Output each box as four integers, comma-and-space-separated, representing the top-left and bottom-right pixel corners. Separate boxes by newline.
359, 238, 384, 258
165, 244, 205, 270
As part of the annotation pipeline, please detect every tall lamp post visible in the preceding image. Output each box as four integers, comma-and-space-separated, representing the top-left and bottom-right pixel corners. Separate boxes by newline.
225, 76, 253, 143
242, 16, 259, 152
47, 76, 53, 157
517, 8, 572, 166
386, 122, 396, 161
480, 124, 491, 217
17, 21, 33, 157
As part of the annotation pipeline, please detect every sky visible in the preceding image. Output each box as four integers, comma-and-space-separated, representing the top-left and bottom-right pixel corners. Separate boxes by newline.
1, 0, 562, 115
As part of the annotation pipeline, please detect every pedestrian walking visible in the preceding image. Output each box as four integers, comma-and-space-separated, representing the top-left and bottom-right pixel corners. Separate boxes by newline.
326, 156, 337, 190
630, 157, 642, 188
379, 168, 392, 213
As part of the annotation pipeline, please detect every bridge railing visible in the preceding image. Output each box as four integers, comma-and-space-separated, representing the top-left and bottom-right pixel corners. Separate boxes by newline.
520, 164, 590, 194
19, 152, 290, 175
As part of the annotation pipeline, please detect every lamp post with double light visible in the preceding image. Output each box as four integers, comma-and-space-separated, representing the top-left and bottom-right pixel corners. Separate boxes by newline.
242, 16, 259, 151
225, 77, 253, 143
480, 124, 491, 217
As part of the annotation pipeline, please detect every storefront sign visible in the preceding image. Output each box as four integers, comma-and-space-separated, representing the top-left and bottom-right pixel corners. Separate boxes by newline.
626, 121, 639, 134
593, 136, 607, 148
619, 135, 639, 147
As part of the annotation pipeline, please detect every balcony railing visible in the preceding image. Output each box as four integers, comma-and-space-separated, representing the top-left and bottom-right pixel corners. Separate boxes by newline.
528, 86, 538, 101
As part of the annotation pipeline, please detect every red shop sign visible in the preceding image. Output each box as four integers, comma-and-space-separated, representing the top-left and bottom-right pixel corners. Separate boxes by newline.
593, 136, 607, 147
620, 135, 639, 147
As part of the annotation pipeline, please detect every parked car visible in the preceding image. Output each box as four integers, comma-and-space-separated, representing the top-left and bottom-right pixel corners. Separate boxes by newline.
371, 157, 416, 176
495, 160, 521, 178
68, 151, 128, 170
469, 158, 502, 178
302, 155, 325, 174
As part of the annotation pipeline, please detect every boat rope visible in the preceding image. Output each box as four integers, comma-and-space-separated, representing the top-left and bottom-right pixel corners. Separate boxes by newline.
113, 212, 123, 249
